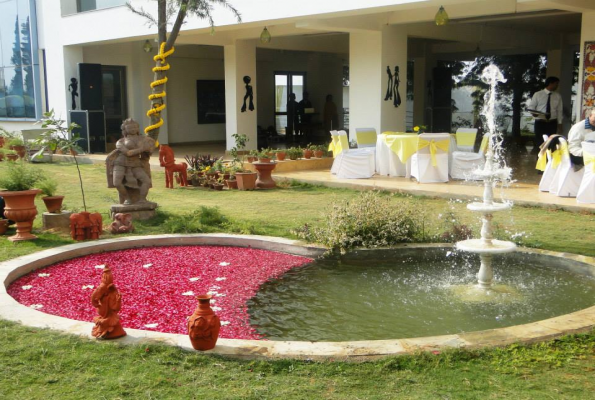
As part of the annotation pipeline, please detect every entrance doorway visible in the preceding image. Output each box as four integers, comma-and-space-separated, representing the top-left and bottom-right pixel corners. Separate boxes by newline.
101, 65, 128, 151
274, 72, 306, 136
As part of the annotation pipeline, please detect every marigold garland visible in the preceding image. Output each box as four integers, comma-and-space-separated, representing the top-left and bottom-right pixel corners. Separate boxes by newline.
145, 42, 175, 135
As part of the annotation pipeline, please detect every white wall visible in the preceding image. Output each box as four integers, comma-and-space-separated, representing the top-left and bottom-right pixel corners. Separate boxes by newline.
256, 48, 344, 131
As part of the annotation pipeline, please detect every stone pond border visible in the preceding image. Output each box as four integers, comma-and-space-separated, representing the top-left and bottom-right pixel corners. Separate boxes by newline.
1, 234, 594, 361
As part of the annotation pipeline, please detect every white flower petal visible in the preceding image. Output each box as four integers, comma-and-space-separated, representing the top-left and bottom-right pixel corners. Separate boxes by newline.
144, 323, 158, 328
219, 262, 230, 266
30, 304, 43, 310
220, 321, 230, 326
189, 277, 200, 282
38, 273, 50, 277
142, 263, 153, 269
209, 285, 221, 290
22, 285, 33, 290
215, 293, 226, 297
182, 291, 195, 296
215, 277, 226, 281
82, 285, 94, 290
211, 306, 222, 311
207, 291, 218, 295
94, 264, 105, 269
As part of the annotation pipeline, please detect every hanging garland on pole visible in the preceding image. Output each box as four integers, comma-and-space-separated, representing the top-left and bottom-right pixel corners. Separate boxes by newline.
145, 42, 175, 141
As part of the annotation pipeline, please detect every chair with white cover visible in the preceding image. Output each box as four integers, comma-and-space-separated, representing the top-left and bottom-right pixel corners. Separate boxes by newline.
455, 128, 478, 152
577, 141, 595, 203
330, 130, 375, 179
355, 128, 378, 148
411, 133, 450, 183
550, 137, 584, 197
537, 135, 557, 192
450, 134, 489, 180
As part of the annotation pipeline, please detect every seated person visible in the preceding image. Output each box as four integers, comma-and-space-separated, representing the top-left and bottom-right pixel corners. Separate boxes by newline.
568, 108, 595, 168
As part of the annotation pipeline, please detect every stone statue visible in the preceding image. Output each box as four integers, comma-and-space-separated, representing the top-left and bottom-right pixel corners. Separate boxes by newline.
106, 119, 155, 205
109, 213, 134, 234
91, 266, 126, 339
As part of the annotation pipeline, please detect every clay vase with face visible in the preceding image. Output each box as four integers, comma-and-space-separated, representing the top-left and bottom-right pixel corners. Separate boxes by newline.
187, 295, 221, 351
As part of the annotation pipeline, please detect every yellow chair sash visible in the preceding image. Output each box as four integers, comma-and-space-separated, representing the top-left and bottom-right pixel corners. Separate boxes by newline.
479, 135, 489, 153
418, 138, 450, 166
356, 130, 377, 146
536, 148, 562, 172
584, 150, 595, 173
328, 135, 349, 157
456, 131, 476, 147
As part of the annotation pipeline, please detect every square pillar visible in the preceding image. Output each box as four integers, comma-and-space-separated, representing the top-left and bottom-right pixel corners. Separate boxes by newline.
224, 40, 257, 151
349, 26, 408, 141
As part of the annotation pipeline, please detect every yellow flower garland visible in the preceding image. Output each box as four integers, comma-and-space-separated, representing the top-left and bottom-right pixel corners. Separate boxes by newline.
145, 42, 175, 136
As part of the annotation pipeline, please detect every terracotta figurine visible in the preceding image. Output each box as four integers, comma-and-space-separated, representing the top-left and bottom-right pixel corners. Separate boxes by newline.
158, 144, 188, 188
70, 211, 103, 241
109, 213, 134, 234
188, 295, 221, 351
106, 119, 155, 205
91, 266, 126, 339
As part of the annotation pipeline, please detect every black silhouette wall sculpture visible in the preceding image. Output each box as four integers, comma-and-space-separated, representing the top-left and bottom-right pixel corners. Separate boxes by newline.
241, 75, 255, 112
393, 66, 402, 108
384, 66, 393, 101
68, 78, 79, 110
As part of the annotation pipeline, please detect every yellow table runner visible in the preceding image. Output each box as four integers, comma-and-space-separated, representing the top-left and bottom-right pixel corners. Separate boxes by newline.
381, 134, 419, 163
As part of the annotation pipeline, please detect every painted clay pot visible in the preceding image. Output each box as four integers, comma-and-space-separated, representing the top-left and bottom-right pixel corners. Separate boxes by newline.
188, 295, 221, 351
225, 179, 238, 189
235, 172, 258, 190
276, 152, 286, 161
0, 189, 41, 241
0, 219, 8, 235
303, 149, 313, 159
314, 150, 324, 158
42, 195, 64, 213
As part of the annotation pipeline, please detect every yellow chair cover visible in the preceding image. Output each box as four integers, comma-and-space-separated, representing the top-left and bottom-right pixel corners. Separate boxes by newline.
418, 138, 450, 167
328, 134, 349, 157
355, 130, 377, 146
456, 131, 477, 147
383, 134, 419, 163
584, 150, 595, 173
479, 135, 489, 153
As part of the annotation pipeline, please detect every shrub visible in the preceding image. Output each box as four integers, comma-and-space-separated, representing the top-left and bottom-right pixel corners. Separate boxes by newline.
162, 206, 227, 233
294, 191, 422, 253
37, 177, 58, 197
0, 161, 45, 191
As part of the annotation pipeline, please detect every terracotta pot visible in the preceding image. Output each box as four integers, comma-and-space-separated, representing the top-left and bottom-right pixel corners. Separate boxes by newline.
0, 189, 41, 241
212, 183, 224, 191
314, 150, 324, 158
0, 219, 8, 235
254, 162, 277, 189
276, 152, 286, 161
225, 179, 238, 189
223, 173, 230, 180
258, 157, 271, 163
190, 176, 200, 186
0, 137, 5, 148
188, 295, 221, 351
6, 154, 18, 161
42, 195, 65, 213
10, 145, 26, 159
247, 156, 257, 163
235, 172, 258, 190
303, 149, 313, 159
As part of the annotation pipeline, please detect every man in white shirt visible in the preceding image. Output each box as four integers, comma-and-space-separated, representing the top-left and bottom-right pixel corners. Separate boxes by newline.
568, 108, 595, 168
528, 76, 563, 153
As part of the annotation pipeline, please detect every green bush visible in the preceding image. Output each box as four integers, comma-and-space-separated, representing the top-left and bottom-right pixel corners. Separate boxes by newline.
294, 191, 422, 253
0, 161, 45, 191
37, 177, 59, 197
162, 206, 228, 233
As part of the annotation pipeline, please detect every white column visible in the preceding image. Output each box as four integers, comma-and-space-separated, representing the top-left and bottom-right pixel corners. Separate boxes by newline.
577, 11, 595, 121
349, 26, 408, 141
224, 40, 257, 151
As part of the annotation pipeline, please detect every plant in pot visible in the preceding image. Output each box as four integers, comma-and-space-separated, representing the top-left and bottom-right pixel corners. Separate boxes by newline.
311, 144, 326, 158
212, 176, 225, 191
225, 168, 238, 190
230, 133, 258, 190
8, 136, 26, 159
274, 148, 286, 161
257, 150, 272, 163
0, 161, 45, 241
247, 149, 258, 163
0, 148, 4, 162
302, 143, 313, 159
0, 127, 12, 148
4, 149, 18, 161
287, 147, 302, 161
37, 177, 64, 213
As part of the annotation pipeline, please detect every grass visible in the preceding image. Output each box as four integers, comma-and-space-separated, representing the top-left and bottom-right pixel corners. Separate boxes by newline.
1, 161, 595, 398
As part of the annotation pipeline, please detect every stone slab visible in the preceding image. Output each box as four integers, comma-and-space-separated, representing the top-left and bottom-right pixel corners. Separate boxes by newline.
110, 203, 157, 221
42, 211, 72, 231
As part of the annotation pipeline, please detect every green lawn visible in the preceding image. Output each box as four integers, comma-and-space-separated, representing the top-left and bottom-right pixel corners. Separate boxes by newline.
1, 162, 594, 399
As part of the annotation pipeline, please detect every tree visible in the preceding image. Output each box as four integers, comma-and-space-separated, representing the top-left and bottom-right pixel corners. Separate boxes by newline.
127, 0, 241, 142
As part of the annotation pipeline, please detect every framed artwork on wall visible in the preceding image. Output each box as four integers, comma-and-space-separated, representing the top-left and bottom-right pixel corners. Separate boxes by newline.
196, 80, 225, 124
581, 41, 595, 120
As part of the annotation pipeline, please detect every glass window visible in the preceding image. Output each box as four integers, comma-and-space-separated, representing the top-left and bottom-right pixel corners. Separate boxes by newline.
0, 0, 38, 119
77, 0, 126, 12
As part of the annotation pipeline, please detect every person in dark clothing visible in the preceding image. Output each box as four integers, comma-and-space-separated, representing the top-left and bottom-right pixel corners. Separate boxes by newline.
298, 92, 313, 138
287, 93, 299, 138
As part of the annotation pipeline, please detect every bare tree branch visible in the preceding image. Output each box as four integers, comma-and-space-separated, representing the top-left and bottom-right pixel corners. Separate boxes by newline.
126, 2, 158, 27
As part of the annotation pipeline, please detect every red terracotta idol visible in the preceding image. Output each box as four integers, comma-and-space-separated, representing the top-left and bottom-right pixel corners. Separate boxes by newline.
188, 295, 221, 351
90, 266, 126, 339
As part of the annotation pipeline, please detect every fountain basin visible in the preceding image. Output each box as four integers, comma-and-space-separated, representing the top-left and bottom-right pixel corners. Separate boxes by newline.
456, 239, 517, 254
467, 202, 512, 213
1, 235, 594, 360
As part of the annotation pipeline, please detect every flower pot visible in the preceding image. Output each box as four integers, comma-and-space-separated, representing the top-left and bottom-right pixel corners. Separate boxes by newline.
188, 295, 221, 351
225, 179, 238, 189
0, 137, 5, 148
42, 195, 65, 213
0, 189, 41, 241
314, 150, 324, 158
0, 219, 8, 235
303, 149, 313, 159
6, 154, 18, 161
223, 173, 230, 181
258, 157, 271, 163
10, 145, 26, 159
254, 162, 277, 189
247, 156, 257, 163
212, 183, 224, 191
235, 172, 258, 190
190, 176, 200, 186
276, 152, 286, 161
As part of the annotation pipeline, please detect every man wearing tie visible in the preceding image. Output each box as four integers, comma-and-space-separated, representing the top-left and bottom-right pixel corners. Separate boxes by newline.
528, 76, 563, 153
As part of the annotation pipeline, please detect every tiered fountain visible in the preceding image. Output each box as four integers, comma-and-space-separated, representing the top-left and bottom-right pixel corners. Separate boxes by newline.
455, 65, 516, 288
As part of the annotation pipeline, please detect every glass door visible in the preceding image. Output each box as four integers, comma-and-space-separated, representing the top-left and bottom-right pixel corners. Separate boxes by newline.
102, 65, 127, 151
274, 72, 306, 136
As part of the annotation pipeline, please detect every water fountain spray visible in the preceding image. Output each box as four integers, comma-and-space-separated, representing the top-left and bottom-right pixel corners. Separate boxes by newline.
456, 65, 516, 288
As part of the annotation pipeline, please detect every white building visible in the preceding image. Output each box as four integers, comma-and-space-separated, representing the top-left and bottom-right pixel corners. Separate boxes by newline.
2, 0, 595, 151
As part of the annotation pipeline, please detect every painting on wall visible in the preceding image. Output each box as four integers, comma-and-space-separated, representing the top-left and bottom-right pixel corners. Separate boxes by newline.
196, 80, 226, 124
581, 41, 595, 120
